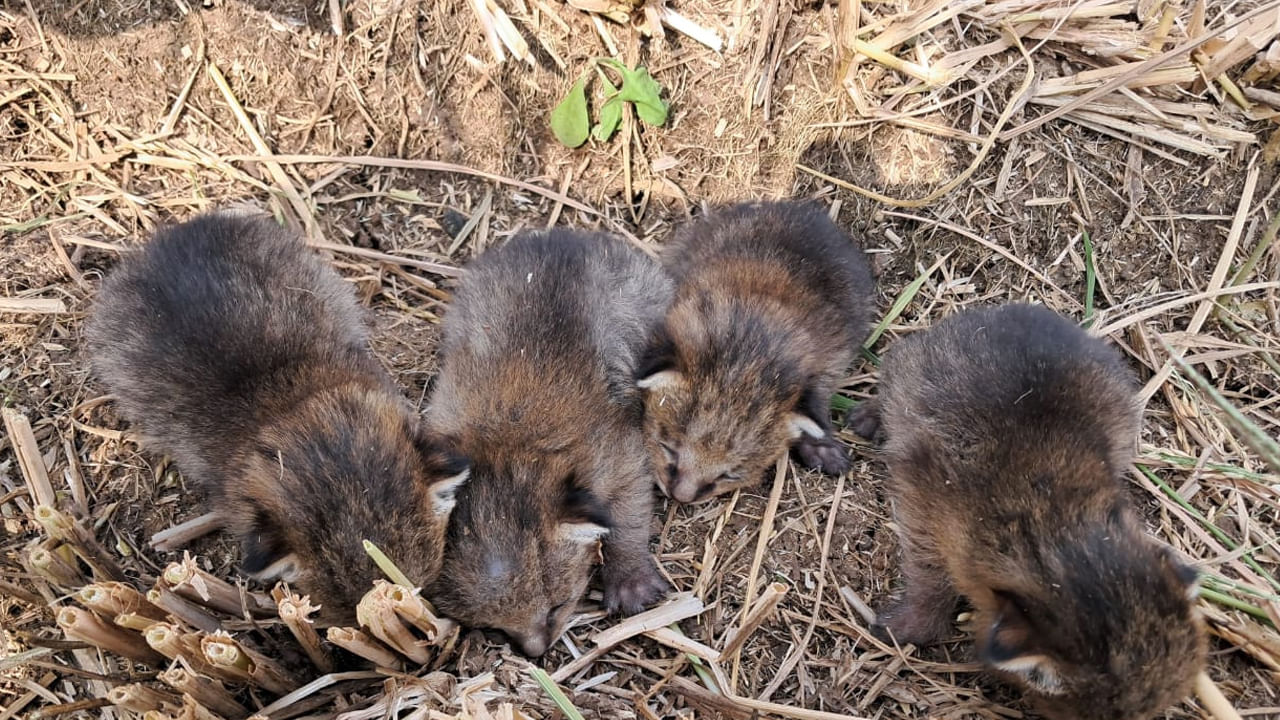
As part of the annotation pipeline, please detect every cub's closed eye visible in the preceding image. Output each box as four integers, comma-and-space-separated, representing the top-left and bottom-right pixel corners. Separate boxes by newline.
548, 603, 566, 624
659, 443, 677, 461
717, 472, 741, 483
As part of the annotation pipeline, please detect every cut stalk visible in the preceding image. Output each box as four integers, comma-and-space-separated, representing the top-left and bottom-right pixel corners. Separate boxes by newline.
147, 588, 222, 633
159, 666, 249, 719
78, 582, 167, 621
356, 582, 431, 663
28, 544, 87, 588
272, 587, 334, 672
162, 554, 273, 617
325, 626, 402, 667
115, 613, 160, 631
57, 607, 164, 665
107, 684, 181, 714
386, 583, 455, 643
201, 632, 297, 695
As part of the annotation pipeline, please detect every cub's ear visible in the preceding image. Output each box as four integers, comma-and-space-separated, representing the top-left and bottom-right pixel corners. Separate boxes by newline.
1162, 547, 1201, 601
558, 474, 612, 545
561, 474, 613, 528
415, 432, 471, 516
636, 324, 682, 390
787, 413, 826, 439
240, 508, 301, 582
980, 590, 1064, 696
788, 384, 831, 439
557, 521, 610, 545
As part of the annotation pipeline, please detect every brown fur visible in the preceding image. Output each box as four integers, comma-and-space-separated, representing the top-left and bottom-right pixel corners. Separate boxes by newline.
86, 211, 466, 625
852, 303, 1206, 720
639, 201, 875, 503
425, 229, 672, 656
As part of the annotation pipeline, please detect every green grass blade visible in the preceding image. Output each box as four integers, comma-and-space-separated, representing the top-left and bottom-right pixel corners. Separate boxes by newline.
1164, 345, 1280, 473
863, 254, 946, 351
1199, 587, 1272, 624
1138, 466, 1280, 592
363, 539, 415, 588
529, 666, 587, 720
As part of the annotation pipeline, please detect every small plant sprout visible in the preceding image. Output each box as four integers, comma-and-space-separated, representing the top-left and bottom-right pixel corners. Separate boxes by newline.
550, 58, 669, 148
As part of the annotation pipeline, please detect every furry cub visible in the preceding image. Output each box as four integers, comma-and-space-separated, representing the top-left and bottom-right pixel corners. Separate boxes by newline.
88, 211, 466, 624
851, 303, 1206, 720
425, 229, 672, 657
638, 201, 875, 503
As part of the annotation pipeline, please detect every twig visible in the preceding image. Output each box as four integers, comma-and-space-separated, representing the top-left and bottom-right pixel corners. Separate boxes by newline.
733, 455, 787, 691
1138, 165, 1259, 403
1195, 671, 1244, 720
150, 513, 222, 552
3, 408, 57, 507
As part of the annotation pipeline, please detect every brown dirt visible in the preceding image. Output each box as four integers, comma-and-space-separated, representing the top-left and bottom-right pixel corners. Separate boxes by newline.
3, 1, 1279, 719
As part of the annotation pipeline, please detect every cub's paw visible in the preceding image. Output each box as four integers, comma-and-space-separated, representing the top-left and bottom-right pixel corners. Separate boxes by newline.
845, 399, 883, 441
871, 598, 951, 647
793, 434, 851, 475
603, 560, 670, 615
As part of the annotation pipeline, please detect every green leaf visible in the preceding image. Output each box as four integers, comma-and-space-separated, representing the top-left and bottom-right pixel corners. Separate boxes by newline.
598, 58, 668, 127
593, 98, 623, 142
550, 77, 590, 148
617, 66, 668, 126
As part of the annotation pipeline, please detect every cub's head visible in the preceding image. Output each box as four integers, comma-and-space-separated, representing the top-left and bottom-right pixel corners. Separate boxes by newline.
428, 457, 611, 656
233, 387, 470, 625
976, 521, 1205, 720
636, 299, 825, 503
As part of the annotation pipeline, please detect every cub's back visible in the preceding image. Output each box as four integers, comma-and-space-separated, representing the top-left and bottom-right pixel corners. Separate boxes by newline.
431, 230, 672, 427
879, 304, 1139, 501
663, 201, 874, 337
87, 211, 374, 475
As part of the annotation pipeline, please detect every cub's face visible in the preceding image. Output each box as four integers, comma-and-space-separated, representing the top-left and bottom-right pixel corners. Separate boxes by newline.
639, 369, 818, 503
977, 543, 1205, 720
233, 389, 469, 625
428, 461, 611, 657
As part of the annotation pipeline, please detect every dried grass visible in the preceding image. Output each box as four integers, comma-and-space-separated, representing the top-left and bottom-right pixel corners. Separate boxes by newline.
2, 0, 1278, 718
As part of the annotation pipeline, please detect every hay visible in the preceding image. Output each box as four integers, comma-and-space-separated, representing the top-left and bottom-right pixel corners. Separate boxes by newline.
2, 0, 1279, 718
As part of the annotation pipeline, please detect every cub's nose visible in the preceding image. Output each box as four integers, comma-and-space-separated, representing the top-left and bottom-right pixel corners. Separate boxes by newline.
670, 474, 702, 503
516, 631, 549, 657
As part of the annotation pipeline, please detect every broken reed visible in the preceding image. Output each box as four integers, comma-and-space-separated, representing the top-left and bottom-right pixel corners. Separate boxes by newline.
57, 607, 164, 665
273, 586, 334, 672
160, 666, 250, 719
162, 553, 274, 617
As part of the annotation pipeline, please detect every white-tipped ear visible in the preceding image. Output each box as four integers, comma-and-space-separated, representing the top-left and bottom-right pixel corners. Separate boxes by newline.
637, 370, 682, 390
993, 654, 1064, 695
250, 553, 302, 583
430, 469, 470, 515
558, 522, 610, 545
787, 413, 826, 440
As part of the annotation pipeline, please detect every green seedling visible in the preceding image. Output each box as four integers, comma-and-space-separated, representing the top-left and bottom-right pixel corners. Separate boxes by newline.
550, 58, 668, 148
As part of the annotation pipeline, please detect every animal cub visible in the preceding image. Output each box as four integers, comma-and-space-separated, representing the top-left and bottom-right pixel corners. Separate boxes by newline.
638, 201, 875, 503
88, 211, 466, 624
425, 229, 672, 657
852, 303, 1205, 720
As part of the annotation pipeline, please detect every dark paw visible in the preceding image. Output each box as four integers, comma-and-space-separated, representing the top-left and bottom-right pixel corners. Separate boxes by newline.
793, 434, 851, 475
603, 561, 670, 615
871, 600, 951, 647
846, 399, 883, 441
